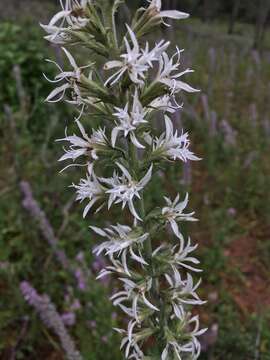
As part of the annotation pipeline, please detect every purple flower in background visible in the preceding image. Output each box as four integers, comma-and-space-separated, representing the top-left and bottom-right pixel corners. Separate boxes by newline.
76, 252, 85, 263
75, 268, 87, 291
101, 335, 108, 343
227, 208, 236, 217
251, 49, 261, 68
201, 94, 210, 122
208, 47, 216, 72
249, 103, 258, 128
20, 281, 82, 360
209, 110, 217, 137
92, 255, 106, 272
243, 151, 258, 169
89, 320, 97, 329
263, 119, 270, 137
181, 161, 192, 187
92, 255, 110, 286
61, 312, 76, 327
0, 262, 9, 270
71, 299, 81, 311
220, 119, 237, 146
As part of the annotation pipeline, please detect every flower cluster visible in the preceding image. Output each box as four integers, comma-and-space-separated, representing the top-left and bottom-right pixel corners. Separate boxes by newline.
43, 1, 206, 359
20, 281, 82, 360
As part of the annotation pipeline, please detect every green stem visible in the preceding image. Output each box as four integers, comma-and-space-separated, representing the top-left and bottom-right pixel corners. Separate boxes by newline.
112, 8, 119, 49
129, 139, 167, 353
129, 140, 153, 263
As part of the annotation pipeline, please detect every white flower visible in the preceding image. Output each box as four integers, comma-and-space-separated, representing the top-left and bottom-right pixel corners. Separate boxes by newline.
188, 315, 208, 356
162, 193, 197, 242
97, 254, 132, 279
171, 237, 202, 273
100, 163, 153, 221
112, 90, 147, 148
112, 276, 159, 313
169, 272, 205, 309
104, 25, 169, 86
72, 164, 105, 217
153, 116, 201, 162
91, 224, 149, 265
156, 49, 199, 94
41, 0, 90, 44
147, 0, 190, 25
57, 120, 108, 164
161, 315, 207, 360
148, 95, 181, 113
152, 237, 202, 274
114, 326, 150, 360
45, 47, 92, 104
162, 340, 197, 360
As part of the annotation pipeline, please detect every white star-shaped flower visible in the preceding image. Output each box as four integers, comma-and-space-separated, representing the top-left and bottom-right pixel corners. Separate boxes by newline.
104, 25, 169, 86
147, 0, 189, 25
57, 120, 108, 164
45, 47, 92, 105
162, 193, 197, 241
156, 48, 199, 94
148, 95, 181, 113
100, 163, 153, 221
72, 164, 105, 218
91, 224, 149, 265
112, 90, 147, 148
41, 0, 90, 44
161, 313, 207, 360
153, 116, 201, 162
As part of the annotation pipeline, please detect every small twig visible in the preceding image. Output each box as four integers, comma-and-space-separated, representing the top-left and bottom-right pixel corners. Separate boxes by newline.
4, 104, 17, 136
41, 113, 59, 168
57, 195, 76, 238
9, 316, 29, 360
12, 64, 28, 111
4, 104, 20, 181
0, 186, 12, 198
254, 316, 263, 360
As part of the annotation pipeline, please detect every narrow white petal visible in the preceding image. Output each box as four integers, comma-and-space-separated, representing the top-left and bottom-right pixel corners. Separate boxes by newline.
90, 226, 107, 237
62, 47, 78, 69
111, 127, 120, 147
161, 345, 169, 360
45, 83, 70, 102
130, 133, 145, 149
142, 293, 159, 312
159, 10, 189, 20
138, 164, 153, 187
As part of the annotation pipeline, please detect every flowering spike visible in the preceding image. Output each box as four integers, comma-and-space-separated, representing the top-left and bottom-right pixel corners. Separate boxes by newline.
42, 1, 205, 358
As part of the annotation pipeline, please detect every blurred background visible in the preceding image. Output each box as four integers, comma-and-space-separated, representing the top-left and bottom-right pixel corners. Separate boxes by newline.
0, 0, 270, 359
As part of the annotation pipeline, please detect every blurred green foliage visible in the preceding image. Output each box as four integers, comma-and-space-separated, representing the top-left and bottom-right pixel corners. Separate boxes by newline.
0, 22, 53, 122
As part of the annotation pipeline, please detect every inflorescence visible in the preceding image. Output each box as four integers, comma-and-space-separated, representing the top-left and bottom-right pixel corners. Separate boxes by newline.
42, 1, 206, 358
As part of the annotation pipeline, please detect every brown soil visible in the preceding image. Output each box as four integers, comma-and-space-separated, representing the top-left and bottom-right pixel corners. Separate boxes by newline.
223, 225, 270, 314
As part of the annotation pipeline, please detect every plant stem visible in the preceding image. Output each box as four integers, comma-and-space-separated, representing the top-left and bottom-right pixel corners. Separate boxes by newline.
112, 8, 119, 49
129, 139, 167, 353
129, 141, 153, 262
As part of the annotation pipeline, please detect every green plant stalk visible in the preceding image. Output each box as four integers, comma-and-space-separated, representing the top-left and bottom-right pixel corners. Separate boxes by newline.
129, 138, 167, 353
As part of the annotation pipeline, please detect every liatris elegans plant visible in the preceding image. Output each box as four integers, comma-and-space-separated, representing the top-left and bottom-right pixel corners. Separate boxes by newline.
42, 0, 206, 358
